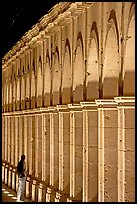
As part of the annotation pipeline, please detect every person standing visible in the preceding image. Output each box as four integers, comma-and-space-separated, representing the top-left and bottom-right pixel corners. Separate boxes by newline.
16, 154, 26, 202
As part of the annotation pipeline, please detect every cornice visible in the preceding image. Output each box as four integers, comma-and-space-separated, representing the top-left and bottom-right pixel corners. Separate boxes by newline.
2, 2, 94, 67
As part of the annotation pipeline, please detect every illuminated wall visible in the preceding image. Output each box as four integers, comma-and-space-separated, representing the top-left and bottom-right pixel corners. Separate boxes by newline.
2, 2, 135, 202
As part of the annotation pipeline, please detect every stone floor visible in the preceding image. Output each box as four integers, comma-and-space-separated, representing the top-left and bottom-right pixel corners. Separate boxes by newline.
2, 183, 33, 202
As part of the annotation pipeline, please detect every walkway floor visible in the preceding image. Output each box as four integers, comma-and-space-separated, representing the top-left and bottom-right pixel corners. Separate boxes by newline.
2, 183, 33, 202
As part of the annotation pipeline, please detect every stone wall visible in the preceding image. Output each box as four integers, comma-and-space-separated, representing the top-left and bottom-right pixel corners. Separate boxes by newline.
2, 2, 135, 202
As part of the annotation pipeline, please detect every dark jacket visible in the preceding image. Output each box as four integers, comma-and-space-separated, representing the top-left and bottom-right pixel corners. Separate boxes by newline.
17, 160, 26, 178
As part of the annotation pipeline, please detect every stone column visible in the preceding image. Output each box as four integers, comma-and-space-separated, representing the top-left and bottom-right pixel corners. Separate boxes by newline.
8, 166, 12, 187
49, 110, 54, 186
38, 114, 42, 179
56, 105, 70, 200
5, 163, 9, 184
80, 102, 98, 202
68, 104, 83, 201
96, 99, 118, 202
35, 114, 39, 178
2, 116, 5, 161
11, 116, 15, 166
55, 192, 61, 202
114, 97, 135, 202
7, 116, 11, 163
24, 114, 28, 160
12, 167, 16, 190
43, 112, 50, 185
16, 173, 18, 192
26, 176, 31, 198
4, 117, 8, 162
32, 180, 37, 201
48, 107, 59, 189
38, 183, 43, 202
27, 114, 32, 175
46, 187, 52, 202
15, 116, 19, 167
2, 162, 5, 182
18, 115, 23, 159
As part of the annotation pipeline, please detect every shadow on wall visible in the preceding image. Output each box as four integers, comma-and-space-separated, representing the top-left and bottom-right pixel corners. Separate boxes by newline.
87, 81, 99, 101
73, 85, 83, 103
123, 71, 135, 96
20, 71, 135, 108
44, 93, 51, 107
74, 189, 82, 202
62, 87, 71, 104
90, 194, 98, 202
103, 77, 119, 98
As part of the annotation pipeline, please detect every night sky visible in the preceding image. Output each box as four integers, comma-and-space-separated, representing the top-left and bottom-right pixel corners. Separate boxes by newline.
1, 0, 59, 58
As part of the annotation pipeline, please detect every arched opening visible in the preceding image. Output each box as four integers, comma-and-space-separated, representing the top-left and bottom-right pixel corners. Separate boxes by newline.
44, 55, 51, 107
12, 75, 16, 101
17, 78, 20, 110
37, 57, 43, 107
31, 70, 36, 109
26, 71, 30, 109
73, 36, 84, 103
123, 15, 135, 96
9, 80, 12, 111
52, 48, 61, 105
62, 42, 72, 104
4, 84, 7, 110
103, 26, 119, 98
87, 37, 99, 100
21, 76, 25, 109
6, 84, 9, 106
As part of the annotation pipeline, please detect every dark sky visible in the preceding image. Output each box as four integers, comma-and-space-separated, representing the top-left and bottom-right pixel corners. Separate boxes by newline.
1, 0, 59, 58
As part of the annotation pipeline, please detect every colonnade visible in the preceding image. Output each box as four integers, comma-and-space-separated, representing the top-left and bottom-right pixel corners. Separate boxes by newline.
2, 97, 135, 202
2, 2, 135, 202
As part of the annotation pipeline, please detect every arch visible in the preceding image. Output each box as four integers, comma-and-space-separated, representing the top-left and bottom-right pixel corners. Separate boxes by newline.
73, 32, 85, 103
21, 76, 25, 101
44, 53, 51, 106
9, 81, 12, 104
17, 78, 20, 102
37, 57, 43, 97
87, 22, 99, 100
103, 12, 119, 98
33, 60, 36, 75
26, 73, 30, 99
62, 39, 72, 104
27, 64, 29, 72
3, 84, 6, 106
31, 70, 35, 97
108, 10, 119, 48
52, 47, 61, 105
23, 66, 25, 74
123, 5, 135, 96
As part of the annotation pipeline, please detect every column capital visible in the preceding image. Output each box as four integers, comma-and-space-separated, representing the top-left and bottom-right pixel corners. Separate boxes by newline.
95, 99, 117, 108
48, 106, 57, 113
80, 101, 97, 110
68, 103, 82, 111
56, 105, 69, 112
114, 96, 135, 107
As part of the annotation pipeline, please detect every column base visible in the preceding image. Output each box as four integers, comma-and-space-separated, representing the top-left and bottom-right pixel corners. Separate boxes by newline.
26, 176, 32, 199
55, 192, 61, 202
2, 162, 6, 183
12, 168, 16, 190
38, 183, 44, 202
8, 166, 12, 187
67, 198, 73, 202
55, 191, 69, 202
31, 179, 39, 202
16, 174, 18, 192
5, 164, 9, 184
46, 187, 56, 202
